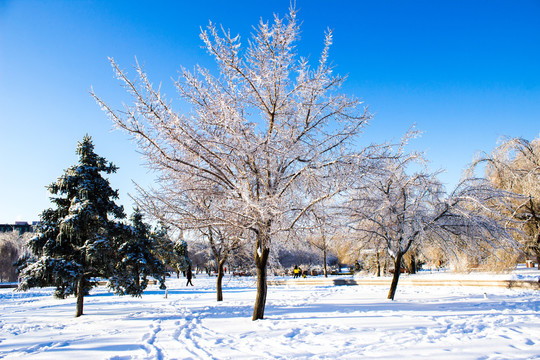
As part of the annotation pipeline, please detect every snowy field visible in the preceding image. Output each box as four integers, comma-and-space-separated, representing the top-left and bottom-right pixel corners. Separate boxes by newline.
1, 271, 539, 360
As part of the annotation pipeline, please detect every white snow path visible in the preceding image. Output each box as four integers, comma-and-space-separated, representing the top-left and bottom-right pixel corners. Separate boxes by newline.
0, 275, 539, 360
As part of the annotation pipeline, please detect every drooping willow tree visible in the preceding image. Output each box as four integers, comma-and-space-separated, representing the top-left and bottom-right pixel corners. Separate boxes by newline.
348, 136, 519, 300
471, 136, 540, 268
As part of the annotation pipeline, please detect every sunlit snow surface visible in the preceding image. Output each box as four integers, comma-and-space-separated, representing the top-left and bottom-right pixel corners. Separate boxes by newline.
1, 270, 539, 360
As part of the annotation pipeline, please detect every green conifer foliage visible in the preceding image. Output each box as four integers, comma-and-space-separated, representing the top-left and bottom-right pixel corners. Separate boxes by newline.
17, 135, 125, 316
108, 208, 167, 296
174, 238, 191, 272
150, 223, 189, 277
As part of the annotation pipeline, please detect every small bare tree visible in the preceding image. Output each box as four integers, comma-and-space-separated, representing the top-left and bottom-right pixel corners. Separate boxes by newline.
301, 204, 343, 277
201, 225, 245, 301
350, 218, 390, 277
307, 218, 331, 277
93, 8, 371, 320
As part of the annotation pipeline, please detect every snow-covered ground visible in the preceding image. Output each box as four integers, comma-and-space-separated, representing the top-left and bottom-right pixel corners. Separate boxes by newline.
1, 269, 539, 360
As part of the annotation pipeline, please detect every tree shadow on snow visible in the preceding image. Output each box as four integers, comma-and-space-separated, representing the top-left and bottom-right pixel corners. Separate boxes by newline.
264, 294, 538, 321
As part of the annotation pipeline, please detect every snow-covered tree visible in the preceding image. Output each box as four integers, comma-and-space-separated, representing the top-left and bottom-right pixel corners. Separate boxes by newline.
348, 137, 517, 300
151, 222, 190, 277
173, 237, 192, 272
0, 231, 31, 282
93, 8, 371, 320
108, 208, 167, 296
471, 136, 540, 268
17, 135, 125, 317
201, 225, 245, 301
298, 204, 342, 277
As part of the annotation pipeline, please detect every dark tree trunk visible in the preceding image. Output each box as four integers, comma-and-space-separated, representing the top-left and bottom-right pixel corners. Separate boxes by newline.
387, 251, 403, 300
252, 246, 270, 321
75, 277, 85, 317
409, 253, 416, 274
323, 246, 328, 278
216, 260, 225, 302
376, 252, 381, 277
535, 231, 540, 270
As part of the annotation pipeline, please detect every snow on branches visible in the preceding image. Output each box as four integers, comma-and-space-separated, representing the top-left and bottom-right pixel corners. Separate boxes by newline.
93, 8, 371, 320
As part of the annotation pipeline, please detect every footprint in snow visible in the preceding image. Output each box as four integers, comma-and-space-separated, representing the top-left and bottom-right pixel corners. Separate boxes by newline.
284, 328, 301, 338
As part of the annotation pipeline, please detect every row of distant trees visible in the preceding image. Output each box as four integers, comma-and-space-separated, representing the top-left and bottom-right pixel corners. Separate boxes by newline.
10, 8, 538, 321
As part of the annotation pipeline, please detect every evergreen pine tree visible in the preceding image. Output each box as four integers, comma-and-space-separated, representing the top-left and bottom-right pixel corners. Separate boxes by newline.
173, 238, 191, 273
17, 135, 125, 317
108, 208, 167, 296
150, 222, 182, 277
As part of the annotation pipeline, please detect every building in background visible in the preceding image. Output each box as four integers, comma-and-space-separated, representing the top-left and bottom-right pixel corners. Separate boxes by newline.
0, 222, 38, 235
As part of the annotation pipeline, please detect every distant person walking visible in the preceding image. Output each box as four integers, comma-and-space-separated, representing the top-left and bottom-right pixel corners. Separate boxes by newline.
186, 265, 194, 286
293, 265, 300, 278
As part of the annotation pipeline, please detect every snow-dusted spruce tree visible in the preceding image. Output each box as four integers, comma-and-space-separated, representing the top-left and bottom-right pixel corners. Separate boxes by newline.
471, 137, 540, 268
151, 223, 191, 278
348, 137, 517, 300
173, 238, 191, 272
107, 208, 167, 296
93, 8, 370, 320
18, 135, 126, 317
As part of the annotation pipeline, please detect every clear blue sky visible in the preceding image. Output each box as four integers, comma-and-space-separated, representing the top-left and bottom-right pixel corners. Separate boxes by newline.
1, 0, 539, 223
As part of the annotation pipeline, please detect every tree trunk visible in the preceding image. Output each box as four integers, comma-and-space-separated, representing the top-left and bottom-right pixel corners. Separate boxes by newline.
216, 260, 225, 302
409, 253, 416, 274
323, 246, 328, 278
535, 231, 540, 270
252, 246, 270, 321
387, 251, 403, 300
75, 277, 85, 317
376, 252, 381, 277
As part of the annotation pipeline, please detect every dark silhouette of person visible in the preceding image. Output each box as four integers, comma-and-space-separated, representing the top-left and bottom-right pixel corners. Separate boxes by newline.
186, 265, 194, 286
